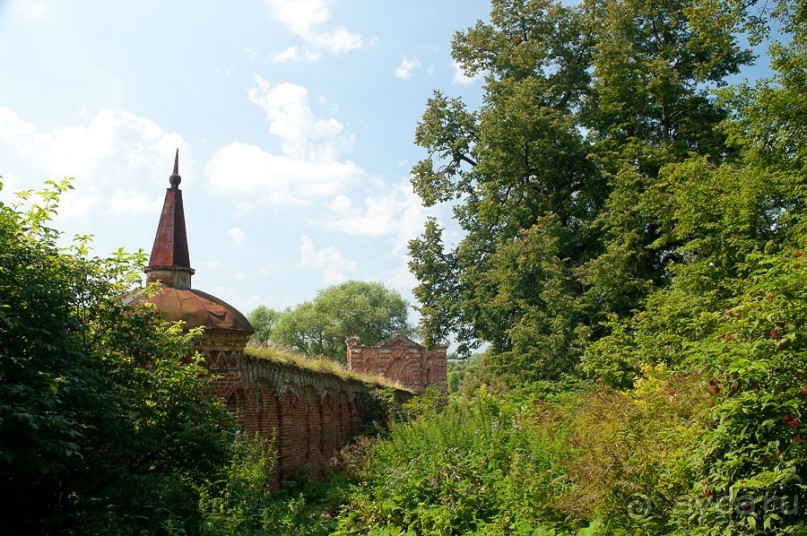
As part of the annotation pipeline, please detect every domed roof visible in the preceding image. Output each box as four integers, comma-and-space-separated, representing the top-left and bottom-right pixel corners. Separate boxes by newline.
132, 286, 253, 333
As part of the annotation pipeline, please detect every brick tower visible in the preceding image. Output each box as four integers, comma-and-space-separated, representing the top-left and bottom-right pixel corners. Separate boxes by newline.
132, 151, 254, 379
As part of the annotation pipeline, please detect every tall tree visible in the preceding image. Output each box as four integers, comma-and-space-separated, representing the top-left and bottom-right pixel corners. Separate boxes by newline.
268, 281, 412, 363
408, 0, 754, 381
247, 305, 280, 345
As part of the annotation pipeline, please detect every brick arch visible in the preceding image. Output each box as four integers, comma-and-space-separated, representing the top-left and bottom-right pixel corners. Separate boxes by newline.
348, 394, 365, 437
223, 384, 248, 427
320, 390, 340, 458
247, 379, 279, 443
385, 352, 420, 388
278, 386, 305, 482
335, 389, 351, 449
301, 385, 323, 480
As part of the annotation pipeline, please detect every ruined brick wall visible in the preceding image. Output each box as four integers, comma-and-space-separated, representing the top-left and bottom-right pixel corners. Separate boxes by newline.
346, 335, 447, 393
197, 330, 404, 484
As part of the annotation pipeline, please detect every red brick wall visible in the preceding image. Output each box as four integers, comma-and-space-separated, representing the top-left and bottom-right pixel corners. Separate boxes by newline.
196, 329, 407, 484
346, 335, 447, 393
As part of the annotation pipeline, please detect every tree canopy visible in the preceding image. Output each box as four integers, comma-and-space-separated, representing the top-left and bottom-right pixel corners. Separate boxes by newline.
252, 280, 413, 363
407, 0, 801, 384
0, 179, 238, 533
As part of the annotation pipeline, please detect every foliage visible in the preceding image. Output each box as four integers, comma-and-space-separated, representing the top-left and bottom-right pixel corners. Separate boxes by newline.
198, 435, 349, 536
335, 371, 714, 534
676, 240, 807, 534
265, 281, 413, 363
446, 352, 483, 394
248, 305, 281, 345
0, 179, 238, 533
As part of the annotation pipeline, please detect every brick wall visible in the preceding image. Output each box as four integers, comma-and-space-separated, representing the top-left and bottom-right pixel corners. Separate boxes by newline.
346, 335, 447, 393
195, 329, 408, 484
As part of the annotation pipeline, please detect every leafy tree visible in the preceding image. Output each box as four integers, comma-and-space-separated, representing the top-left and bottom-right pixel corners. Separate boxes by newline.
408, 0, 755, 381
0, 179, 237, 533
248, 304, 280, 345
269, 281, 412, 363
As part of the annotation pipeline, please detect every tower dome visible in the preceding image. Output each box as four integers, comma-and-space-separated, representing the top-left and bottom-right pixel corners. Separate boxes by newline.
129, 151, 254, 335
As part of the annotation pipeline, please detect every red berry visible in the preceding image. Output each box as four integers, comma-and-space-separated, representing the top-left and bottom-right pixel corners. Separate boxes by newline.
668, 389, 677, 396
725, 335, 735, 341
794, 436, 802, 442
771, 330, 778, 339
801, 384, 807, 396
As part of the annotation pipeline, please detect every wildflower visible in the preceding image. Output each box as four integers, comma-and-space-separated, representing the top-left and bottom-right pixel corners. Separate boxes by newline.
784, 415, 799, 429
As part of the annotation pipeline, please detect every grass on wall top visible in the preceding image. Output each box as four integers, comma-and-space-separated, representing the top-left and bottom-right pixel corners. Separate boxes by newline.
245, 344, 411, 393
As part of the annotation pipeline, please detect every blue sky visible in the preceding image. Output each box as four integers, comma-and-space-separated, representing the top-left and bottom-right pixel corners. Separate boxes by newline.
0, 0, 490, 320
0, 0, 778, 333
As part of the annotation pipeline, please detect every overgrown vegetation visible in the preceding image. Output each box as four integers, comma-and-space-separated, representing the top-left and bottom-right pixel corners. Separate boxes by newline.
328, 0, 807, 534
3, 0, 805, 534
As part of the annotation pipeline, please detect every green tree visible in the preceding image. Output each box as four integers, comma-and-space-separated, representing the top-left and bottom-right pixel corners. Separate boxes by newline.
0, 179, 237, 533
248, 305, 280, 345
269, 281, 412, 363
408, 0, 754, 381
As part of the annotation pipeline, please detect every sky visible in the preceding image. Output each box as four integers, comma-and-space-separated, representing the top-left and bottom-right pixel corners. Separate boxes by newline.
0, 0, 491, 323
0, 0, 778, 335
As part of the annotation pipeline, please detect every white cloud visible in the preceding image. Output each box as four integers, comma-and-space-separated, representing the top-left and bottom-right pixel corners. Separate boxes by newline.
319, 180, 432, 252
244, 48, 258, 60
229, 226, 247, 246
108, 189, 163, 215
394, 55, 420, 79
11, 0, 45, 18
247, 76, 353, 160
269, 46, 321, 63
327, 194, 353, 216
263, 0, 367, 57
0, 106, 189, 220
258, 261, 278, 276
206, 76, 363, 205
387, 260, 419, 293
451, 58, 483, 85
270, 46, 301, 63
298, 235, 356, 284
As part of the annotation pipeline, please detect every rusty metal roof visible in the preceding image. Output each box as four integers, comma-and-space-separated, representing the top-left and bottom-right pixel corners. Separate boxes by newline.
147, 150, 191, 271
135, 150, 253, 334
128, 286, 254, 333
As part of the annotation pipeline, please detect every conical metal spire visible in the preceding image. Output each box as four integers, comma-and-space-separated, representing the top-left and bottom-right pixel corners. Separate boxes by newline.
144, 150, 195, 288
